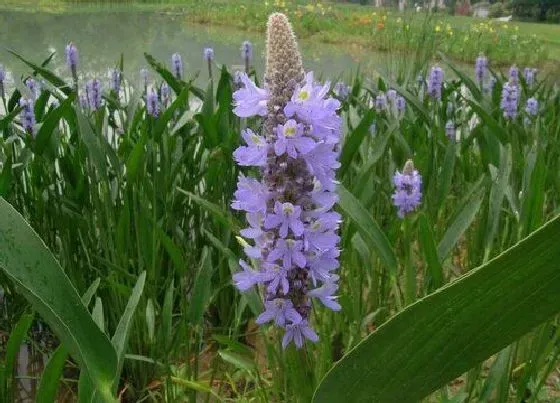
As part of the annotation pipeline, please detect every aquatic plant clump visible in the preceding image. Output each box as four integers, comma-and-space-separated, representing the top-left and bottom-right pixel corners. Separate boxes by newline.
231, 13, 342, 349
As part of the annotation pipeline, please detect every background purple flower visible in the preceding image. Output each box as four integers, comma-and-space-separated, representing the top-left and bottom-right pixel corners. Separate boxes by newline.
171, 53, 183, 80
427, 66, 444, 100
392, 160, 423, 218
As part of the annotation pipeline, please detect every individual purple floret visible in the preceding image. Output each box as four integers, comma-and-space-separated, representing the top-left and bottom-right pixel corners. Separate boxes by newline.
392, 160, 422, 218
445, 120, 455, 140
282, 320, 319, 349
86, 79, 102, 111
500, 81, 518, 119
233, 128, 268, 166
509, 65, 519, 85
171, 53, 183, 80
109, 68, 121, 94
274, 119, 315, 158
474, 55, 487, 84
525, 97, 538, 116
231, 13, 342, 349
427, 66, 444, 100
524, 68, 537, 87
19, 98, 35, 135
146, 86, 159, 117
232, 72, 268, 117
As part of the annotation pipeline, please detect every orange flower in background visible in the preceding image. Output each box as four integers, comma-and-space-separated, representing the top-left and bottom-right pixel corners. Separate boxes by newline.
377, 20, 385, 31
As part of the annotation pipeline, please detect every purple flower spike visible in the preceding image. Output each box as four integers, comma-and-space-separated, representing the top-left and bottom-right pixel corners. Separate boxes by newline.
427, 66, 444, 100
160, 82, 170, 107
395, 96, 406, 113
509, 65, 519, 85
475, 55, 487, 84
241, 41, 253, 62
86, 79, 102, 111
375, 93, 387, 111
231, 13, 341, 349
19, 98, 35, 135
65, 42, 78, 74
203, 47, 214, 62
392, 160, 422, 218
146, 86, 159, 117
525, 97, 538, 116
171, 53, 183, 80
110, 68, 121, 94
501, 81, 518, 120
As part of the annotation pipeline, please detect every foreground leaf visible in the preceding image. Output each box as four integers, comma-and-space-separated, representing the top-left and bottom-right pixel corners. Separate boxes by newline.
0, 198, 117, 401
313, 215, 560, 402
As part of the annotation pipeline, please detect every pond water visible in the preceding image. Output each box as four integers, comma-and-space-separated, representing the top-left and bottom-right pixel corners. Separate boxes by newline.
0, 6, 416, 92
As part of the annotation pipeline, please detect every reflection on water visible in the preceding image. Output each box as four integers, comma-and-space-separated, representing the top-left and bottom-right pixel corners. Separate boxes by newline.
0, 7, 409, 91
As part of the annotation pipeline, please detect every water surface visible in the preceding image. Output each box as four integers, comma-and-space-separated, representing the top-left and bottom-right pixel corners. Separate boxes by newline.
0, 7, 406, 90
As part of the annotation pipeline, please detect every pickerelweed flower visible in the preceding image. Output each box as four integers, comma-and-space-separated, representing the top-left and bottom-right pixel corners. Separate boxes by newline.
19, 98, 35, 135
474, 55, 487, 84
204, 47, 214, 62
524, 67, 537, 87
509, 65, 519, 85
86, 79, 102, 111
231, 13, 342, 349
445, 120, 455, 140
427, 66, 444, 100
387, 89, 397, 102
241, 41, 253, 72
146, 86, 159, 117
79, 93, 88, 110
392, 160, 422, 218
395, 95, 406, 113
109, 68, 121, 94
525, 97, 538, 116
25, 78, 39, 100
171, 53, 183, 80
65, 42, 78, 79
500, 81, 518, 119
375, 93, 387, 111
160, 82, 170, 108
